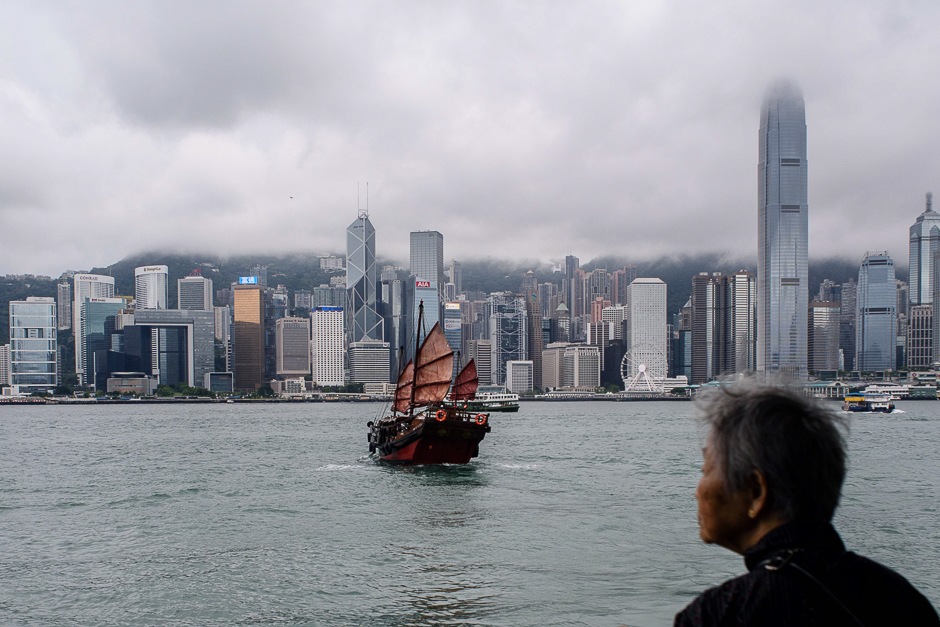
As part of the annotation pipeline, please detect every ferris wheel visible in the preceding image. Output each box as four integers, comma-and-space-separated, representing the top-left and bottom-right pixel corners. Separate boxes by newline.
620, 345, 667, 393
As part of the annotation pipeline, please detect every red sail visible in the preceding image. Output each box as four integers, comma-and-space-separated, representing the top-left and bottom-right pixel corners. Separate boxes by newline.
392, 360, 414, 414
451, 359, 478, 401
413, 322, 455, 407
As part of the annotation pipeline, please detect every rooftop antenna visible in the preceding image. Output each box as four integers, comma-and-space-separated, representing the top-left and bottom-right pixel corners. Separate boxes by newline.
928, 192, 933, 213
357, 181, 369, 219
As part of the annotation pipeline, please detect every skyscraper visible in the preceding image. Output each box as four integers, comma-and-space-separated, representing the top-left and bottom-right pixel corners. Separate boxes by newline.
178, 274, 214, 310
310, 307, 344, 387
233, 281, 264, 392
135, 265, 168, 310
448, 260, 462, 294
56, 282, 71, 330
488, 293, 527, 387
856, 252, 897, 371
757, 80, 808, 379
839, 279, 857, 371
909, 192, 940, 306
73, 273, 115, 384
564, 255, 579, 315
346, 210, 383, 344
275, 317, 311, 377
9, 297, 57, 393
808, 301, 841, 371
626, 278, 668, 380
410, 231, 445, 289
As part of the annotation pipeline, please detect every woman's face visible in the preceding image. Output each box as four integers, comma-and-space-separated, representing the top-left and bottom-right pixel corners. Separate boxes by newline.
695, 442, 756, 553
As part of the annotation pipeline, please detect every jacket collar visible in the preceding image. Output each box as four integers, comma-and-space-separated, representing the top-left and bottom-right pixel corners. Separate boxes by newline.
743, 520, 845, 571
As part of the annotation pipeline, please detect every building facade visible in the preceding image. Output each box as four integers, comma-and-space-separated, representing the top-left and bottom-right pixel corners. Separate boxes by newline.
275, 317, 311, 377
0, 344, 10, 387
310, 307, 345, 387
348, 339, 391, 383
757, 80, 808, 379
120, 309, 215, 389
626, 278, 668, 380
505, 360, 534, 393
135, 265, 168, 310
56, 282, 71, 330
909, 192, 940, 306
488, 294, 527, 386
907, 304, 933, 369
9, 297, 57, 393
840, 279, 857, 371
410, 231, 445, 291
856, 252, 897, 371
178, 274, 214, 310
562, 344, 601, 389
808, 301, 841, 371
73, 274, 115, 384
467, 339, 492, 385
346, 211, 384, 345
233, 282, 265, 392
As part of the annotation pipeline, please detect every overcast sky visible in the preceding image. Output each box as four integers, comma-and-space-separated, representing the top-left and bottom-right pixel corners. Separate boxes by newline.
1, 1, 938, 276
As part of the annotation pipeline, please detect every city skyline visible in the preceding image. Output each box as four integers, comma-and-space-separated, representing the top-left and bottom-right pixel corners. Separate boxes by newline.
2, 3, 939, 275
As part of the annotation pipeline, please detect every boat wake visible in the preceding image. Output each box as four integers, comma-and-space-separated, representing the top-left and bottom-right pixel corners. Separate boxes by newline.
315, 464, 362, 472
499, 463, 540, 470
891, 409, 906, 414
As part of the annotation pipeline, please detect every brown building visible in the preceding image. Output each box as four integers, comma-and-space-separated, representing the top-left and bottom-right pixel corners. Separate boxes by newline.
233, 284, 264, 392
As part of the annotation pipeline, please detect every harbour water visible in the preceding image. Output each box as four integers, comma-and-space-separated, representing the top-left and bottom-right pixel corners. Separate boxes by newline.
1, 401, 938, 626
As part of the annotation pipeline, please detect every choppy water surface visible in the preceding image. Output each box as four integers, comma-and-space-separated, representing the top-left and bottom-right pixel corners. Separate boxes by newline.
1, 401, 937, 626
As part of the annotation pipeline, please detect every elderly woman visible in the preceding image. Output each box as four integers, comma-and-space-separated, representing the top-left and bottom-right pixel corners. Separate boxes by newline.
676, 384, 939, 626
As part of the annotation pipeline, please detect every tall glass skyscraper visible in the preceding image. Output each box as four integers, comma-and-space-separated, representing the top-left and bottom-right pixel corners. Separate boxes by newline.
9, 297, 57, 393
409, 231, 445, 290
346, 210, 383, 344
909, 192, 940, 306
856, 252, 897, 371
757, 80, 808, 379
72, 273, 115, 384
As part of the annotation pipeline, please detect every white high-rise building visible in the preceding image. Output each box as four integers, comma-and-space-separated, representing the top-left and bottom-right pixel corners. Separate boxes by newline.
276, 317, 311, 377
562, 344, 601, 389
178, 274, 213, 311
310, 308, 344, 387
135, 265, 168, 310
626, 278, 668, 380
349, 339, 391, 384
73, 273, 115, 384
135, 265, 168, 379
601, 305, 626, 339
505, 360, 534, 393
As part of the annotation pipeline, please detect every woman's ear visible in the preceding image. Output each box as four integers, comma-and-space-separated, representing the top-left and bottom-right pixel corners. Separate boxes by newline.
747, 470, 770, 519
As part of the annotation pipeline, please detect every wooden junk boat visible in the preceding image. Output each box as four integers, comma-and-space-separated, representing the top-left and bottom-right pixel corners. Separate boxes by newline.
367, 305, 491, 465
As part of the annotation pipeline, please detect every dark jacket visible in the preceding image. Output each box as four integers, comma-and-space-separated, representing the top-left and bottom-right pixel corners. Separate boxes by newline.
675, 521, 939, 626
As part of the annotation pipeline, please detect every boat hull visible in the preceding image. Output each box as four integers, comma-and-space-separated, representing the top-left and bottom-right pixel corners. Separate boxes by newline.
371, 410, 491, 465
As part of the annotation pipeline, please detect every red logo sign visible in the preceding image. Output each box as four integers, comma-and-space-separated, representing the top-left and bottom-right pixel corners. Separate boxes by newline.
416, 281, 431, 288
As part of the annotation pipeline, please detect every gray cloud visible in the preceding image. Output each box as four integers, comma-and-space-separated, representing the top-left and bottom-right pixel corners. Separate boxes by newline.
1, 0, 938, 275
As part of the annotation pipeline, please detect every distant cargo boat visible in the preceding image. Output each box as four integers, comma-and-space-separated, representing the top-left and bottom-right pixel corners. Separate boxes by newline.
368, 303, 491, 465
843, 393, 895, 413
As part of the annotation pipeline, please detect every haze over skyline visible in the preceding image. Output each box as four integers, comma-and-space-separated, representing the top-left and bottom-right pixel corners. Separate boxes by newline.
2, 1, 938, 276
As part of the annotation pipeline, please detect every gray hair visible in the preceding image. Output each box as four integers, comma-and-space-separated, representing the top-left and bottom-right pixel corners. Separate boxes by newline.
698, 382, 848, 522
